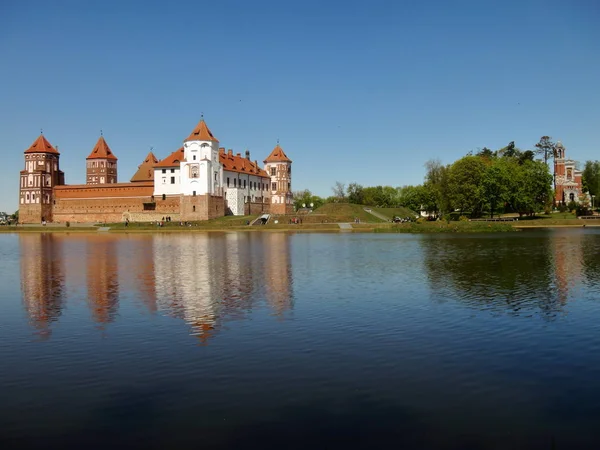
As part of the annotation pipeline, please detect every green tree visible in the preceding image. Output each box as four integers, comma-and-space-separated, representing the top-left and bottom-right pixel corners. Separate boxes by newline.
534, 136, 556, 166
331, 181, 346, 202
424, 159, 451, 216
293, 190, 324, 210
446, 156, 487, 216
507, 160, 553, 216
582, 160, 600, 197
481, 159, 511, 217
346, 183, 364, 204
398, 185, 426, 213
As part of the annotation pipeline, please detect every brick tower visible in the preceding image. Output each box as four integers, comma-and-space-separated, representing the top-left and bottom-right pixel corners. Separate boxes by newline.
553, 141, 585, 205
19, 134, 65, 223
86, 135, 118, 184
264, 142, 293, 215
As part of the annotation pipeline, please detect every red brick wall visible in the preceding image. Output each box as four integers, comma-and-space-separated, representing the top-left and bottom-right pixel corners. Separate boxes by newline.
180, 195, 224, 221
52, 196, 182, 223
270, 202, 294, 215
20, 203, 54, 224
244, 201, 270, 216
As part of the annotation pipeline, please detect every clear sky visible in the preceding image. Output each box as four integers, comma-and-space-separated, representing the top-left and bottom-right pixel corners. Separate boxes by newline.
1, 0, 598, 213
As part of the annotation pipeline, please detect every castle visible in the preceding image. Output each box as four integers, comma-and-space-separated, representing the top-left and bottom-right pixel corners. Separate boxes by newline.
19, 117, 294, 224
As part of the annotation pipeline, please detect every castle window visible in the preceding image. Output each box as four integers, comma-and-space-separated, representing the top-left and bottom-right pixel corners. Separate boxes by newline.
171, 177, 175, 184
288, 166, 291, 174
272, 182, 276, 191
191, 165, 199, 178
227, 177, 230, 187
26, 193, 30, 201
243, 180, 246, 188
162, 169, 166, 174
32, 194, 35, 201
270, 167, 276, 176
162, 177, 166, 184
234, 178, 237, 187
193, 155, 196, 161
193, 191, 196, 196
162, 194, 166, 200
171, 169, 175, 173
193, 206, 196, 212
288, 182, 291, 190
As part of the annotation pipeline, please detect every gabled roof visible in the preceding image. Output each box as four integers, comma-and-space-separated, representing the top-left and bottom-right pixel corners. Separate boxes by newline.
264, 143, 292, 163
184, 118, 218, 142
155, 147, 185, 168
86, 136, 118, 160
131, 152, 159, 182
24, 135, 60, 154
219, 148, 269, 178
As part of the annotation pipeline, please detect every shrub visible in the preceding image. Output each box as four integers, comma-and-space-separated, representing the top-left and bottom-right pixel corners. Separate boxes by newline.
459, 215, 469, 222
558, 203, 568, 213
415, 217, 425, 224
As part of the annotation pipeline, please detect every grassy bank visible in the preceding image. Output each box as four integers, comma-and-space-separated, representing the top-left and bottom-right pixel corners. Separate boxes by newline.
356, 221, 517, 233
0, 226, 98, 233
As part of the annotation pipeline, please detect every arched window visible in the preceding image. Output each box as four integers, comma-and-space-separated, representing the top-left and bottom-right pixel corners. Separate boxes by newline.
162, 194, 166, 201
193, 205, 196, 212
190, 165, 199, 178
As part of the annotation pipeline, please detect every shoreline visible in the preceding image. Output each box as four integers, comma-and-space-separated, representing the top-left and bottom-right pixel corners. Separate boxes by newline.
2, 221, 599, 234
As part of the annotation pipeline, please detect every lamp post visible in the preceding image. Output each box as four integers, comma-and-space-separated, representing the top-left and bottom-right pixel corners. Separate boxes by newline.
592, 195, 595, 212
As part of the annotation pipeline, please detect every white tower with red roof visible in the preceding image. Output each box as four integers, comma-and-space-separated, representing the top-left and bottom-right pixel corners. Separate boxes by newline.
264, 142, 293, 215
181, 117, 223, 197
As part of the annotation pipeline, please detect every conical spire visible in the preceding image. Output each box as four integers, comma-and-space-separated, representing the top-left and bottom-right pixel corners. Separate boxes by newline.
264, 143, 292, 163
87, 136, 118, 160
184, 117, 218, 142
131, 151, 159, 182
24, 135, 59, 154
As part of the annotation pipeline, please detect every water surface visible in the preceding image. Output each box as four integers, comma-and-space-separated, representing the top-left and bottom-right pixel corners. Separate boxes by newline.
1, 230, 600, 449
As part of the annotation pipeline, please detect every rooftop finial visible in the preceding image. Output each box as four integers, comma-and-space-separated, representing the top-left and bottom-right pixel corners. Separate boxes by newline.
201, 112, 204, 119
277, 138, 280, 145
100, 129, 103, 136
40, 128, 43, 135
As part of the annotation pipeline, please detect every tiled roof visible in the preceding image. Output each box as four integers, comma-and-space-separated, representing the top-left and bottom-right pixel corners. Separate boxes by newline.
86, 136, 118, 160
131, 152, 159, 182
219, 148, 269, 177
184, 118, 218, 142
264, 144, 292, 163
24, 135, 59, 154
155, 147, 184, 168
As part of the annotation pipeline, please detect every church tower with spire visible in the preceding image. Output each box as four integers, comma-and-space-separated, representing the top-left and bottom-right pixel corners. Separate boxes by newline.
264, 142, 293, 215
19, 134, 65, 223
86, 135, 118, 184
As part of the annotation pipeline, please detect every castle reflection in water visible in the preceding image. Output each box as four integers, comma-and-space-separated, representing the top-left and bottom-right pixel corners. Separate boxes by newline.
19, 232, 293, 342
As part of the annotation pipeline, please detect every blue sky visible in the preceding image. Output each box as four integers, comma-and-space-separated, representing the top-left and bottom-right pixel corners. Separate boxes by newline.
1, 0, 598, 213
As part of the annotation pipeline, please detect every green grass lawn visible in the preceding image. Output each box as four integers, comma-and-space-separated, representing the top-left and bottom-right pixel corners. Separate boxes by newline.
310, 203, 386, 223
370, 206, 417, 220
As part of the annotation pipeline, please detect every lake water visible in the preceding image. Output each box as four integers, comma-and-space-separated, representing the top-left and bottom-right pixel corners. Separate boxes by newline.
1, 230, 600, 449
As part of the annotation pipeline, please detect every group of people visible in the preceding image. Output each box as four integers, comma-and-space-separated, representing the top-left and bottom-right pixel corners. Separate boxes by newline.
289, 217, 303, 224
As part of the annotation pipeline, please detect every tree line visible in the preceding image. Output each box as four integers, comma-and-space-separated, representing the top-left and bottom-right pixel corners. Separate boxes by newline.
294, 136, 597, 217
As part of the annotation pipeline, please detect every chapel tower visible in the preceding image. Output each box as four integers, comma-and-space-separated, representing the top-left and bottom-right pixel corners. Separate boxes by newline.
264, 142, 293, 215
19, 134, 65, 223
553, 141, 584, 205
86, 135, 118, 184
